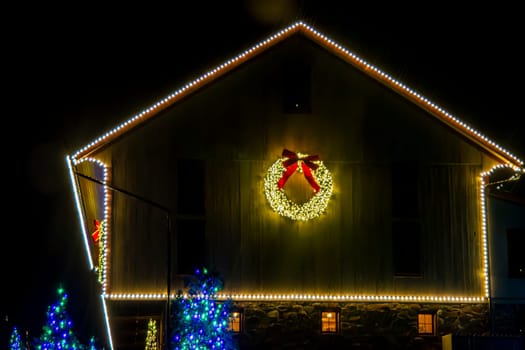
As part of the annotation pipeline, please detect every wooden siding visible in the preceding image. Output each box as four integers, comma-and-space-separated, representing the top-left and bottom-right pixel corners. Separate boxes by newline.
84, 35, 489, 297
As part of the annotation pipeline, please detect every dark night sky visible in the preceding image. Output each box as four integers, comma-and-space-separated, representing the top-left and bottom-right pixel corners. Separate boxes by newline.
3, 1, 524, 348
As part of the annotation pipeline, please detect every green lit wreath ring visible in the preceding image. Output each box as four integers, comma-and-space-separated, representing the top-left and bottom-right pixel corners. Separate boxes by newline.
264, 151, 333, 221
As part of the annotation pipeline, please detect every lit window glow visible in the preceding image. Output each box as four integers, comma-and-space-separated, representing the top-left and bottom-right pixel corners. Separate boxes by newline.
228, 311, 242, 333
321, 311, 338, 333
418, 313, 435, 335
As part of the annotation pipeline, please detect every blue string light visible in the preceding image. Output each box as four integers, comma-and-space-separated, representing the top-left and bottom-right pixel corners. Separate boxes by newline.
170, 267, 237, 350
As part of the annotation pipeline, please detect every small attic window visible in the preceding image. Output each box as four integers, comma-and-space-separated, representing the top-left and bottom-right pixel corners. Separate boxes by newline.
282, 62, 311, 114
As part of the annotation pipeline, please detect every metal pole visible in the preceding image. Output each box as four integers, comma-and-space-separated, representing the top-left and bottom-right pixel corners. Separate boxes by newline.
166, 213, 171, 350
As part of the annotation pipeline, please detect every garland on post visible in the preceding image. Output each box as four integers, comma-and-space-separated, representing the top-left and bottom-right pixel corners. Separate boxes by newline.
91, 219, 106, 284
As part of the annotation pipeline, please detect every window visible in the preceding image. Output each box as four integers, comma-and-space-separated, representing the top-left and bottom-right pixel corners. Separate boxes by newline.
392, 221, 421, 276
176, 219, 205, 275
176, 158, 205, 215
507, 228, 525, 278
176, 158, 206, 275
282, 62, 311, 113
417, 313, 436, 335
228, 311, 242, 333
391, 161, 419, 218
321, 311, 339, 333
391, 161, 421, 277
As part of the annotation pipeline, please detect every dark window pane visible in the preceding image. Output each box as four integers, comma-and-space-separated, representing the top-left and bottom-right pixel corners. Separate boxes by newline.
282, 62, 311, 113
176, 219, 205, 275
177, 159, 205, 215
393, 221, 421, 276
391, 162, 419, 218
508, 228, 525, 278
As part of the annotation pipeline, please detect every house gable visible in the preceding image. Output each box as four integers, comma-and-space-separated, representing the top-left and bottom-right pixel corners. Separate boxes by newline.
65, 20, 525, 350
67, 19, 525, 296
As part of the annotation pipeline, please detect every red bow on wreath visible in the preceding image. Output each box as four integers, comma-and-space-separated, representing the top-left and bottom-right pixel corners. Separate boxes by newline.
92, 219, 101, 243
277, 148, 321, 193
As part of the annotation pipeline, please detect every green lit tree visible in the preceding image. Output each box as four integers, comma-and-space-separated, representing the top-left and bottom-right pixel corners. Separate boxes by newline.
9, 326, 26, 350
86, 336, 98, 350
35, 287, 86, 350
170, 267, 237, 350
144, 318, 158, 350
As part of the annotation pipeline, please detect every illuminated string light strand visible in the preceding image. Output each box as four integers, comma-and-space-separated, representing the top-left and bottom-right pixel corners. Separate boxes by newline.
106, 292, 485, 303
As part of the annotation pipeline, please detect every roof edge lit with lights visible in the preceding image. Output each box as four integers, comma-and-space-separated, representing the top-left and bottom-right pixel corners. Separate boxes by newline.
103, 292, 487, 304
70, 21, 523, 170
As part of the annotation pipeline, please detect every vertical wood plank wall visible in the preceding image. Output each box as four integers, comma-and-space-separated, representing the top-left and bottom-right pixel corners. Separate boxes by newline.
86, 35, 490, 297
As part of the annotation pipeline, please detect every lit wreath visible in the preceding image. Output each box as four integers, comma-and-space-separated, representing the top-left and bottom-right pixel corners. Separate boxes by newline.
264, 149, 333, 221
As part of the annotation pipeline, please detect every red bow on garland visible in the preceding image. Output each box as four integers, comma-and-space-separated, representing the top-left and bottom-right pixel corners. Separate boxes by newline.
277, 149, 321, 193
91, 219, 101, 243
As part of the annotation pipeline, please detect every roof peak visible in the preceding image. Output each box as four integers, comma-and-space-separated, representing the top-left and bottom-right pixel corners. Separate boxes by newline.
70, 21, 523, 170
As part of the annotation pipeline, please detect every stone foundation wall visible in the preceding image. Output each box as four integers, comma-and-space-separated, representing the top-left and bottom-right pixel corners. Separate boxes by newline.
232, 301, 489, 349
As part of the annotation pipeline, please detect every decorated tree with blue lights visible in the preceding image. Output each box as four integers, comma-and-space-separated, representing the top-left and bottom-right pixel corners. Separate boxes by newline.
86, 336, 98, 350
9, 326, 26, 350
35, 286, 87, 350
170, 267, 237, 350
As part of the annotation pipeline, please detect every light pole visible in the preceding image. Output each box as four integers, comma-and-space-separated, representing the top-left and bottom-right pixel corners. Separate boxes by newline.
74, 172, 173, 350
